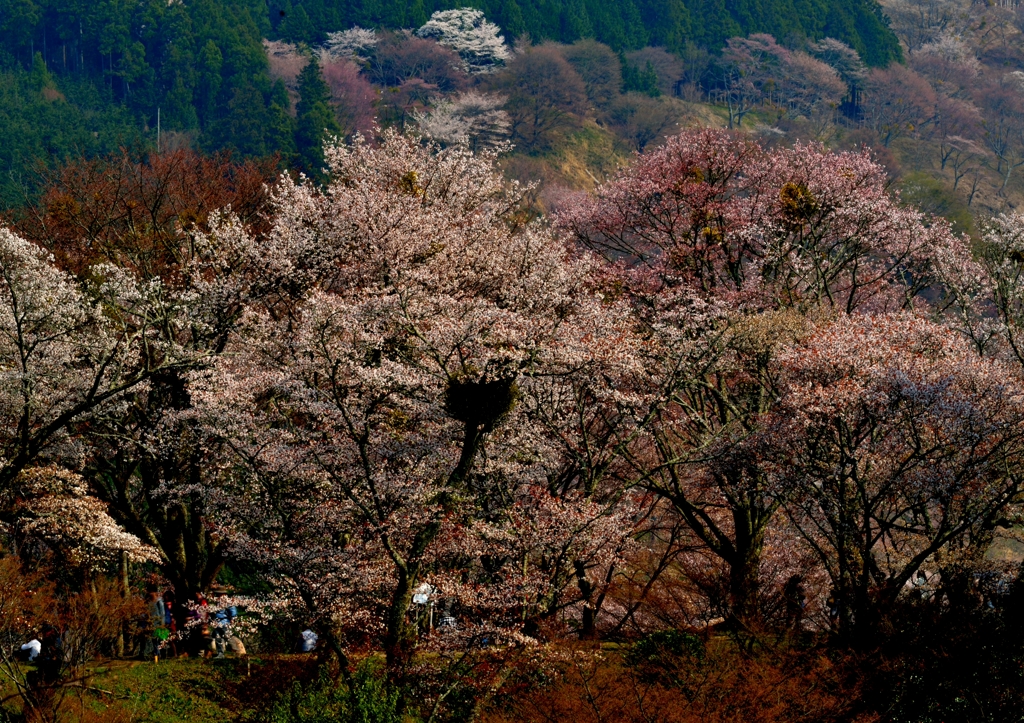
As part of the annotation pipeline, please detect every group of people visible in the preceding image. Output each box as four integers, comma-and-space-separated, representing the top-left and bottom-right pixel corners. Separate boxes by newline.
143, 585, 245, 662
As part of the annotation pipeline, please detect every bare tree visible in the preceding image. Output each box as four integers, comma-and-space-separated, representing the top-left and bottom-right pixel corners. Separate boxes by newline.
979, 80, 1024, 193
363, 31, 468, 93
561, 39, 622, 111
677, 41, 713, 101
862, 64, 938, 145
934, 95, 982, 169
494, 44, 587, 152
607, 94, 680, 152
945, 136, 984, 190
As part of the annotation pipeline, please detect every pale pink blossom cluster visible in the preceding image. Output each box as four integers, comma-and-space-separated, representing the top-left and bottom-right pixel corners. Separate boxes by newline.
10, 467, 159, 568
183, 130, 648, 666
770, 313, 1024, 624
558, 128, 1024, 639
2, 126, 1023, 661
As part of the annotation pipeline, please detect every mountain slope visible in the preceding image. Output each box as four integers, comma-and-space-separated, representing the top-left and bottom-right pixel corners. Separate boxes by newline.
270, 0, 901, 65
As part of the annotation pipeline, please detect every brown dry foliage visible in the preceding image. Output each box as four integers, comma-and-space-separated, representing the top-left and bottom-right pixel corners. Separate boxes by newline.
10, 148, 278, 279
0, 555, 146, 723
481, 642, 874, 723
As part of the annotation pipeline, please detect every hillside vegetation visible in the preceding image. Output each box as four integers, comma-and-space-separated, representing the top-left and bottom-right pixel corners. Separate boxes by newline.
265, 0, 901, 64
0, 0, 901, 205
3, 3, 1024, 723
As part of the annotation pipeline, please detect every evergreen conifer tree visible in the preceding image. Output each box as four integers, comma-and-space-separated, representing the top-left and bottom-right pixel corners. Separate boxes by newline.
280, 3, 315, 43
266, 79, 297, 162
195, 41, 223, 127
295, 56, 341, 177
209, 80, 269, 156
562, 0, 593, 41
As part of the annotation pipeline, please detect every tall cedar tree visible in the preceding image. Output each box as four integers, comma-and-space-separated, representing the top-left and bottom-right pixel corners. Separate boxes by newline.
296, 56, 342, 178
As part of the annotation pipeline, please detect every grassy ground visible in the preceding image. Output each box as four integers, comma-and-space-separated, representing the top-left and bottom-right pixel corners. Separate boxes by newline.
1, 655, 318, 723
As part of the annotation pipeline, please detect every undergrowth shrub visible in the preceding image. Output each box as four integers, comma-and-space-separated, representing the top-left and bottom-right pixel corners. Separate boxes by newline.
266, 660, 400, 723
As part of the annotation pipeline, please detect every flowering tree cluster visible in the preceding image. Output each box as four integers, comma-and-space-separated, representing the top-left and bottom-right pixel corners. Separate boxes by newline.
557, 127, 1018, 640
2, 127, 1022, 703
771, 314, 1024, 636
1, 148, 294, 609
184, 130, 650, 674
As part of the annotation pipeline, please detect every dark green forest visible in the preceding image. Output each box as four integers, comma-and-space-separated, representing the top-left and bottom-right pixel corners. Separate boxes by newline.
268, 0, 900, 63
0, 0, 900, 205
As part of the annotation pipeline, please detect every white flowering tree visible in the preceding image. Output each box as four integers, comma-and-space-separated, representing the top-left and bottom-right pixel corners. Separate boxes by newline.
416, 8, 510, 74
193, 130, 650, 681
0, 229, 185, 494
412, 91, 511, 150
8, 466, 158, 570
322, 26, 378, 60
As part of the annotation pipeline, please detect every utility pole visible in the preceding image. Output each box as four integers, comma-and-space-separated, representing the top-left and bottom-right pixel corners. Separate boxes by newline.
157, 107, 161, 154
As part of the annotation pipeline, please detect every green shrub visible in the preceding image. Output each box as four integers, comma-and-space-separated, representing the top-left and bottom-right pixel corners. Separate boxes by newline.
266, 661, 400, 723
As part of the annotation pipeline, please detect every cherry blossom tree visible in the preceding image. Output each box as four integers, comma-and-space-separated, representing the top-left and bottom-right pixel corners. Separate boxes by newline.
881, 0, 969, 52
412, 91, 512, 151
322, 27, 378, 61
559, 128, 951, 313
717, 36, 767, 128
4, 150, 309, 610
320, 58, 377, 138
0, 228, 188, 494
933, 96, 983, 171
771, 314, 1024, 641
936, 210, 1024, 363
557, 129, 959, 628
912, 32, 981, 94
193, 130, 647, 677
979, 77, 1024, 194
5, 466, 158, 573
416, 8, 510, 74
809, 38, 867, 90
778, 51, 846, 121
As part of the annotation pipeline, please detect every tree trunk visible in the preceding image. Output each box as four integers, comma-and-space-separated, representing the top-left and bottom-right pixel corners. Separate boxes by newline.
726, 505, 768, 630
384, 565, 418, 676
575, 561, 597, 639
117, 551, 129, 658
727, 545, 763, 630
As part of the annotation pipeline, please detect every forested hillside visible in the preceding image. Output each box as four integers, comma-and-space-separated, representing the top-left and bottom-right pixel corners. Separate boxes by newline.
267, 0, 900, 64
0, 0, 900, 205
0, 0, 289, 204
